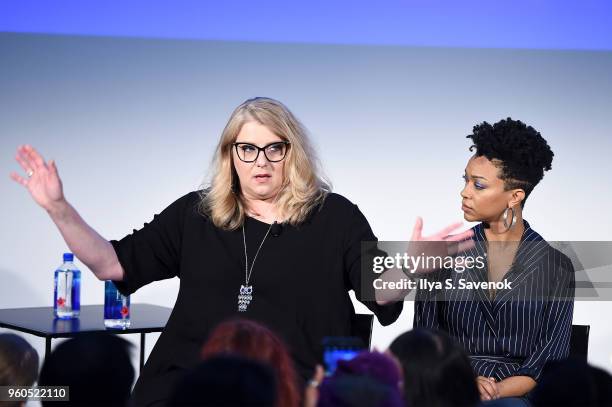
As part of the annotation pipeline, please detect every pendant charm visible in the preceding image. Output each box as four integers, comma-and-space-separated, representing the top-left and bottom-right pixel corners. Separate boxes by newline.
238, 284, 253, 312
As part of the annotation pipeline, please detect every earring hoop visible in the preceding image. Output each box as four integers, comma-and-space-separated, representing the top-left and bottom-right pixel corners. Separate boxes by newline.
502, 207, 517, 232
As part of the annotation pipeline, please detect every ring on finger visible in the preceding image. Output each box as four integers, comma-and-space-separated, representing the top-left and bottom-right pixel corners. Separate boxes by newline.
307, 379, 320, 388
26, 169, 34, 177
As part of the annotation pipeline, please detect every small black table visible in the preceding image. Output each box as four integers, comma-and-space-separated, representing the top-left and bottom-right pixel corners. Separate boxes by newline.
0, 304, 172, 372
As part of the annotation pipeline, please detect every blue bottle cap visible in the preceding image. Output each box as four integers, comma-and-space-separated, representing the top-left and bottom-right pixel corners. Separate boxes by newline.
63, 253, 74, 262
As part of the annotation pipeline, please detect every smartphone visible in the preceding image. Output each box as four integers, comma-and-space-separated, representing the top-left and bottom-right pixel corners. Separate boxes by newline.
322, 336, 365, 376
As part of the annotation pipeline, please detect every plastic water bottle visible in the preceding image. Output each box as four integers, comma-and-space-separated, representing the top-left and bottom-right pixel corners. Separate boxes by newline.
53, 253, 81, 319
104, 281, 131, 329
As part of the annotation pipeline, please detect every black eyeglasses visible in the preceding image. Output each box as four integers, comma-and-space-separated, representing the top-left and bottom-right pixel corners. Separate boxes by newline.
232, 141, 290, 163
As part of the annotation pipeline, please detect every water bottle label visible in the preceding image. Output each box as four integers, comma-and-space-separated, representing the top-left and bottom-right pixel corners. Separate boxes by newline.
57, 274, 65, 309
104, 281, 130, 320
54, 268, 80, 319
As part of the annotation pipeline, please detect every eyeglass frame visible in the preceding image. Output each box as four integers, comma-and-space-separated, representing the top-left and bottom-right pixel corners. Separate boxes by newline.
232, 141, 291, 163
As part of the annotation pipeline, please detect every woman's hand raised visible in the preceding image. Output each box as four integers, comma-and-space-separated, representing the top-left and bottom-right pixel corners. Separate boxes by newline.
10, 145, 65, 212
10, 144, 124, 281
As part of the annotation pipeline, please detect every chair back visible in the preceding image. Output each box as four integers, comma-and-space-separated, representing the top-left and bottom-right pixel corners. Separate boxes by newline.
569, 324, 590, 362
351, 313, 374, 348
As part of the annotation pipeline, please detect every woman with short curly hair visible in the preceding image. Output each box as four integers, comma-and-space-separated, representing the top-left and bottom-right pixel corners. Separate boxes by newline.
414, 118, 575, 402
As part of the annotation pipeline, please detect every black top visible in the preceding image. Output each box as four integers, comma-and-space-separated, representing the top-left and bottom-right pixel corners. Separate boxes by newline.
111, 191, 403, 406
414, 221, 574, 381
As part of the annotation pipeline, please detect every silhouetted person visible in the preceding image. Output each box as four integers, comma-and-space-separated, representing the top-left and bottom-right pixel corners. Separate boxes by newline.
531, 358, 612, 407
201, 319, 300, 407
317, 352, 403, 407
38, 334, 134, 407
168, 355, 276, 407
0, 333, 39, 407
389, 328, 479, 407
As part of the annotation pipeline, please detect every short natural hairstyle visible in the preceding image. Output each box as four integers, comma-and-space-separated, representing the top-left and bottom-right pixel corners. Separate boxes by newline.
467, 117, 554, 206
200, 97, 330, 230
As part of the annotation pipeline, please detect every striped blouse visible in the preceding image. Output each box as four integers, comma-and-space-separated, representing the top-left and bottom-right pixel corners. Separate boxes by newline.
414, 221, 575, 381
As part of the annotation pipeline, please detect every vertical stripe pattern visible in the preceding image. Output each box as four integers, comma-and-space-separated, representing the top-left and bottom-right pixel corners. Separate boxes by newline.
414, 221, 574, 381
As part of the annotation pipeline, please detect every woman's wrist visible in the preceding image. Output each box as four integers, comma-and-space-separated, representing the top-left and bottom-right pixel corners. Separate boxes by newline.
46, 198, 70, 220
496, 375, 536, 398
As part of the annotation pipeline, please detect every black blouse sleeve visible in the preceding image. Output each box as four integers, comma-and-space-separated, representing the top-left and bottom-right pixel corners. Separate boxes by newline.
343, 203, 404, 326
109, 192, 197, 296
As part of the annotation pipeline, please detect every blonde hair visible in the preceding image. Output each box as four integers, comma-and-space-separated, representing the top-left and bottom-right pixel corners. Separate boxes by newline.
200, 97, 330, 230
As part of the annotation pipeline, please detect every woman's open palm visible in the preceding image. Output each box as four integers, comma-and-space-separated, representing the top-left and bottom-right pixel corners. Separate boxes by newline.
10, 145, 64, 210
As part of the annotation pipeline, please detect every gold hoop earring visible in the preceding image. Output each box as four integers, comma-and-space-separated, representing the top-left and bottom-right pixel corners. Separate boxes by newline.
502, 207, 517, 232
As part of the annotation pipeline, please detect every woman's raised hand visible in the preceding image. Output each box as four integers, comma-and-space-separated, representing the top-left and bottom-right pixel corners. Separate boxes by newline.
10, 145, 65, 211
10, 145, 125, 281
410, 216, 474, 244
405, 216, 475, 274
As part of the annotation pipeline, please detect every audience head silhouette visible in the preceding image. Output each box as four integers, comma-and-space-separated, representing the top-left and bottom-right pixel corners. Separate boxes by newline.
0, 333, 39, 407
201, 318, 300, 407
168, 355, 276, 407
318, 351, 403, 407
389, 328, 479, 407
38, 334, 134, 407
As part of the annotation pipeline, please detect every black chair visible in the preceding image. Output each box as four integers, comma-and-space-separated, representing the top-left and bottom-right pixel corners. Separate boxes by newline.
351, 313, 374, 348
569, 324, 590, 362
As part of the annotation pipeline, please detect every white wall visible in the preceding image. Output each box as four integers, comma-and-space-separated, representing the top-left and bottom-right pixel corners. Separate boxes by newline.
1, 33, 611, 377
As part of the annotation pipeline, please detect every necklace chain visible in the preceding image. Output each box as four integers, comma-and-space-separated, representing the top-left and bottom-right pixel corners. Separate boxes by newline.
238, 194, 280, 312
242, 221, 274, 285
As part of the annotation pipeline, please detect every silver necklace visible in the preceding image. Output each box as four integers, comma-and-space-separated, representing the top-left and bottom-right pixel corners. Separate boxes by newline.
237, 221, 274, 312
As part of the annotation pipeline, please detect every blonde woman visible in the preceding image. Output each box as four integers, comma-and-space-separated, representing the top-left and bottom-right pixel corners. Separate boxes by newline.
12, 97, 415, 406
12, 98, 473, 405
